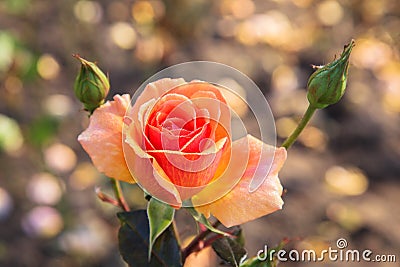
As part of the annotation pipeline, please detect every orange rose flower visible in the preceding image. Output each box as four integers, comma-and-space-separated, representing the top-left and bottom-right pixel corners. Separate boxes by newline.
78, 78, 287, 227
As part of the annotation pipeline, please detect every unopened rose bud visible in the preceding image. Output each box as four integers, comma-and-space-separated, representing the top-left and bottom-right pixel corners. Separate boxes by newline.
73, 54, 110, 114
307, 40, 355, 109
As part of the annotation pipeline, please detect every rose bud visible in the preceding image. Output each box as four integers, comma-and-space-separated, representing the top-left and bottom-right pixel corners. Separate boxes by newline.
307, 40, 355, 109
73, 54, 110, 114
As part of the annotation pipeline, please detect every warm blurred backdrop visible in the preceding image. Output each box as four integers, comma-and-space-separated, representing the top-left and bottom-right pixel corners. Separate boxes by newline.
0, 0, 399, 266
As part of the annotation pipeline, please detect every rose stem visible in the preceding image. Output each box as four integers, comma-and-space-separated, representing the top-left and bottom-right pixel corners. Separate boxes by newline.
95, 187, 121, 208
281, 105, 316, 149
111, 178, 130, 211
181, 220, 221, 261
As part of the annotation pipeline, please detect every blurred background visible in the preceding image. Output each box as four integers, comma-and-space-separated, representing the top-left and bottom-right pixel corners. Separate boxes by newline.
0, 0, 399, 266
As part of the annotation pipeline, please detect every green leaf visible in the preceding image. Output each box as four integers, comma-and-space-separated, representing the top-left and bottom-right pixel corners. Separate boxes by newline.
117, 210, 182, 267
186, 207, 229, 236
212, 236, 247, 267
147, 198, 175, 260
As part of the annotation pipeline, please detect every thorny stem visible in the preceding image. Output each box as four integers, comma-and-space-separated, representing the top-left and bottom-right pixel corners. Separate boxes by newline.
111, 179, 130, 211
281, 105, 316, 149
182, 220, 222, 261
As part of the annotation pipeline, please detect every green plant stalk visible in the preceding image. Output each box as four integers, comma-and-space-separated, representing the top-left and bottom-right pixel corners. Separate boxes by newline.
281, 105, 317, 149
111, 178, 130, 211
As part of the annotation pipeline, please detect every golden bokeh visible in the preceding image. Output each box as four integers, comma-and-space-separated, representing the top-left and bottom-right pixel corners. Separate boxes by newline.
132, 1, 155, 24
74, 0, 103, 24
352, 38, 392, 71
69, 163, 100, 190
298, 126, 327, 150
109, 22, 137, 50
231, 0, 255, 19
37, 54, 60, 80
276, 117, 297, 138
325, 166, 369, 196
316, 0, 344, 26
134, 35, 164, 63
271, 65, 298, 92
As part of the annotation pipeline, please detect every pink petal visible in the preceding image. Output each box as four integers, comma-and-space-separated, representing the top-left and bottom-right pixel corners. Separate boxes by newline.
130, 78, 186, 121
78, 94, 134, 183
124, 121, 182, 206
194, 135, 287, 227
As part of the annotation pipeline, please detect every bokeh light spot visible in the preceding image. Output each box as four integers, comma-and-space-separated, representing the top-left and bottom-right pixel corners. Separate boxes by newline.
59, 216, 111, 256
272, 65, 298, 92
352, 38, 392, 70
132, 1, 155, 24
231, 0, 255, 19
317, 0, 344, 26
26, 173, 63, 205
4, 75, 23, 94
44, 143, 77, 173
0, 114, 24, 153
0, 32, 14, 72
276, 117, 297, 138
325, 166, 369, 196
327, 203, 363, 231
37, 54, 60, 80
74, 1, 103, 24
134, 36, 164, 63
22, 206, 64, 238
299, 126, 327, 150
43, 94, 73, 117
110, 22, 137, 50
69, 163, 100, 190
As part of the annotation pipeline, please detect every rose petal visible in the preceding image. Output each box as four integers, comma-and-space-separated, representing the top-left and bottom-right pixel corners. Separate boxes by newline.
168, 82, 226, 104
78, 94, 134, 183
195, 135, 287, 227
131, 79, 188, 151
147, 137, 227, 188
168, 82, 231, 152
131, 78, 186, 121
124, 121, 181, 205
